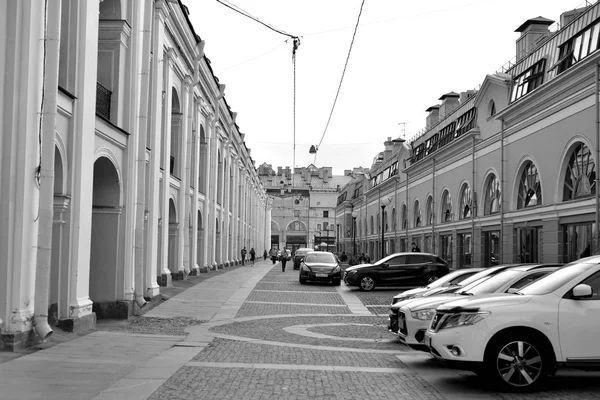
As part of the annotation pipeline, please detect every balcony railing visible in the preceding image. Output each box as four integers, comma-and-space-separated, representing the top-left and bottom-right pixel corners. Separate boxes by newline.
96, 82, 112, 120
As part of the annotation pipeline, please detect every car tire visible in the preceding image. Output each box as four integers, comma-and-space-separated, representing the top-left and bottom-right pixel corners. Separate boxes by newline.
426, 275, 439, 284
359, 275, 376, 291
484, 332, 551, 391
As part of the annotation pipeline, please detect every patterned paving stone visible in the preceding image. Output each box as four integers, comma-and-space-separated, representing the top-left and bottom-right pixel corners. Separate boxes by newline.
368, 306, 391, 316
147, 367, 446, 400
354, 290, 399, 306
235, 303, 352, 318
307, 322, 390, 340
246, 291, 346, 305
254, 282, 338, 292
192, 338, 407, 368
210, 315, 409, 351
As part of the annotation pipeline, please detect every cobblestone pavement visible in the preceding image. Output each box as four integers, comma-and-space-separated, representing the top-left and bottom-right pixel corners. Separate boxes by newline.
146, 263, 600, 400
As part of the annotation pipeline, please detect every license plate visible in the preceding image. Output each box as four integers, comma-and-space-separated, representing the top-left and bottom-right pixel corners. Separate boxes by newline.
424, 334, 431, 348
315, 273, 328, 277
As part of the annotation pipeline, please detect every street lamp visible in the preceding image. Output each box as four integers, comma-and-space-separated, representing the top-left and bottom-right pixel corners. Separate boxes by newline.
381, 197, 392, 259
351, 210, 359, 256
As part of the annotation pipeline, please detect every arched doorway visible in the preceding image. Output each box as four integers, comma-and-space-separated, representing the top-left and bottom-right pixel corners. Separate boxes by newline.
90, 157, 121, 317
50, 146, 65, 325
168, 198, 179, 279
197, 211, 204, 270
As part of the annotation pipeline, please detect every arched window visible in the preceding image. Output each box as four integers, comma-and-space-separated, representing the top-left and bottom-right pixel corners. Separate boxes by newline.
392, 207, 397, 230
563, 142, 596, 200
384, 210, 389, 232
402, 204, 408, 229
426, 196, 434, 226
484, 174, 501, 215
441, 190, 452, 222
271, 221, 279, 231
414, 200, 422, 228
370, 215, 374, 234
518, 161, 542, 208
288, 221, 306, 231
488, 100, 496, 117
459, 183, 472, 219
376, 212, 380, 232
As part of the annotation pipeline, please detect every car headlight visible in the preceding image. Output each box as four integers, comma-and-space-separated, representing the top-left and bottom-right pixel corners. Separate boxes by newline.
437, 311, 490, 330
333, 265, 341, 273
411, 309, 436, 321
301, 264, 309, 271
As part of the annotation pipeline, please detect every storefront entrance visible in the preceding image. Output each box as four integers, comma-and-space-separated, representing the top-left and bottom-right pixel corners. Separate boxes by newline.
517, 227, 540, 263
483, 231, 500, 267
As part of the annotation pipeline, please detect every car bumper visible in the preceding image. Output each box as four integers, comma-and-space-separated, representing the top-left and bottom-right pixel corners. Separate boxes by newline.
300, 270, 341, 282
425, 324, 490, 363
343, 272, 360, 287
398, 312, 429, 347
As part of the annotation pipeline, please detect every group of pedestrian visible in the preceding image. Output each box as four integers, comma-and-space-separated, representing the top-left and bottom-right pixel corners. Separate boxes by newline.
240, 246, 291, 271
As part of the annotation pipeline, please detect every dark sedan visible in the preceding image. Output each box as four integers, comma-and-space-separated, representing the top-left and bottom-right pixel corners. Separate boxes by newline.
293, 248, 313, 270
299, 251, 341, 286
343, 252, 449, 291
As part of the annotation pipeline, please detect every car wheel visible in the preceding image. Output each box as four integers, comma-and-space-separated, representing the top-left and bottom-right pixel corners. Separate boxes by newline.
427, 275, 439, 284
484, 333, 550, 391
359, 275, 375, 291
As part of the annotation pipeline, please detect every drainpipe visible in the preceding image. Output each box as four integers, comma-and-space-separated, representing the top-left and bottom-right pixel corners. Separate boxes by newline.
432, 158, 436, 253
594, 63, 600, 254
500, 118, 505, 264
472, 134, 476, 261
34, 0, 61, 341
405, 161, 409, 250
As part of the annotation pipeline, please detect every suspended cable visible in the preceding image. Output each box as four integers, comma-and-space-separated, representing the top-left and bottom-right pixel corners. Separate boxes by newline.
217, 41, 288, 72
216, 0, 298, 39
313, 0, 366, 165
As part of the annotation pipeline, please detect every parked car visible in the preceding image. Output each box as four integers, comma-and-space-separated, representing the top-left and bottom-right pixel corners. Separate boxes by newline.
424, 260, 599, 392
293, 248, 313, 270
395, 264, 561, 352
391, 268, 484, 305
343, 252, 449, 291
299, 251, 341, 285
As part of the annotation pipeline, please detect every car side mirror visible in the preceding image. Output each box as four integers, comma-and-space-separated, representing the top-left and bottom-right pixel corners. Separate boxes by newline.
507, 288, 519, 294
572, 284, 593, 299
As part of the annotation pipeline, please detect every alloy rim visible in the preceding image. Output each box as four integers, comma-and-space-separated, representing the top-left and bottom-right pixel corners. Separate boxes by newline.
496, 340, 542, 387
427, 276, 439, 284
361, 276, 374, 290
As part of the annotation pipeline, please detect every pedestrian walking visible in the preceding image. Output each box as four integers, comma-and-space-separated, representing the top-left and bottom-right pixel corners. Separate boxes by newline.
270, 248, 278, 264
263, 249, 268, 260
249, 248, 256, 266
411, 242, 421, 252
280, 248, 289, 272
241, 247, 247, 265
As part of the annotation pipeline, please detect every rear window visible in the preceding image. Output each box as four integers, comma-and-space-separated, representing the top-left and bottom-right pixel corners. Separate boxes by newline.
304, 253, 336, 264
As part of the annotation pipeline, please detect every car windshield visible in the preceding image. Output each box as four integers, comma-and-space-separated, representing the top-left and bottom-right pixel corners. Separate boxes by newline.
304, 253, 336, 264
426, 270, 470, 289
518, 263, 594, 295
462, 270, 524, 295
453, 267, 504, 288
373, 254, 402, 265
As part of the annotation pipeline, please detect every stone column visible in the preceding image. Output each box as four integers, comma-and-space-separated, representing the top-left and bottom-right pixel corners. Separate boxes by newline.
158, 48, 175, 286
177, 76, 192, 277
145, 0, 166, 293
207, 119, 219, 269
190, 101, 201, 275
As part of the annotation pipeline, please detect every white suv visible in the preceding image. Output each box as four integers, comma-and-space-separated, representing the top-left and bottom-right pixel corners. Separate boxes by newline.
425, 257, 600, 391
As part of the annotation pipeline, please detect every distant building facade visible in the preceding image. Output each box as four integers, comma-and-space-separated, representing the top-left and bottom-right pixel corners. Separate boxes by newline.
258, 164, 353, 254
337, 4, 600, 267
0, 0, 268, 349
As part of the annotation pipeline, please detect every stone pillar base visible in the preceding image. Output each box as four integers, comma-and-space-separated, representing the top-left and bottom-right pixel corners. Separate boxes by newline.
217, 263, 224, 270
189, 267, 198, 276
199, 265, 210, 273
56, 312, 97, 333
171, 270, 185, 281
0, 330, 36, 351
92, 300, 133, 320
157, 272, 172, 287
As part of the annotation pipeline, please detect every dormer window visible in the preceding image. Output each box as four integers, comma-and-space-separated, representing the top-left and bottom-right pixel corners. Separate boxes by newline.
511, 58, 546, 102
552, 21, 600, 75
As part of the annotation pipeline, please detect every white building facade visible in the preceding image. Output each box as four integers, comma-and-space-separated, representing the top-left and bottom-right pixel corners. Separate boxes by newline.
0, 0, 269, 350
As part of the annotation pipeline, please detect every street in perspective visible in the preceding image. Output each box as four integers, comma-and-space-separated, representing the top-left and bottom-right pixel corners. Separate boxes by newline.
3, 0, 600, 399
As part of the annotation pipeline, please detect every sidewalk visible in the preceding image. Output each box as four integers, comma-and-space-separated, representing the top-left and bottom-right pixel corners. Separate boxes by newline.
0, 260, 274, 400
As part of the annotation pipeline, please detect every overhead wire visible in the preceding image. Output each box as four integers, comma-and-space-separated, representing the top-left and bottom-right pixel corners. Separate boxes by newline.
313, 0, 366, 165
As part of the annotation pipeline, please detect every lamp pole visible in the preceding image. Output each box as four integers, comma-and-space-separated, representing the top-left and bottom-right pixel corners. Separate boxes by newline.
352, 210, 358, 257
381, 197, 392, 260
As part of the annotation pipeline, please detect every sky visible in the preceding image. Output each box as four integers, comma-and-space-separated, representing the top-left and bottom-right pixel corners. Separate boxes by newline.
186, 0, 582, 175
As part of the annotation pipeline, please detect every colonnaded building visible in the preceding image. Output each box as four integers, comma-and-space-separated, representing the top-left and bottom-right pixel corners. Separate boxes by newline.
0, 0, 269, 349
336, 4, 600, 269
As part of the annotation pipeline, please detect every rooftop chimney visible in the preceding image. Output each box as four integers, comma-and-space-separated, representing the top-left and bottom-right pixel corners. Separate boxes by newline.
426, 105, 440, 128
515, 16, 554, 61
438, 92, 460, 119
